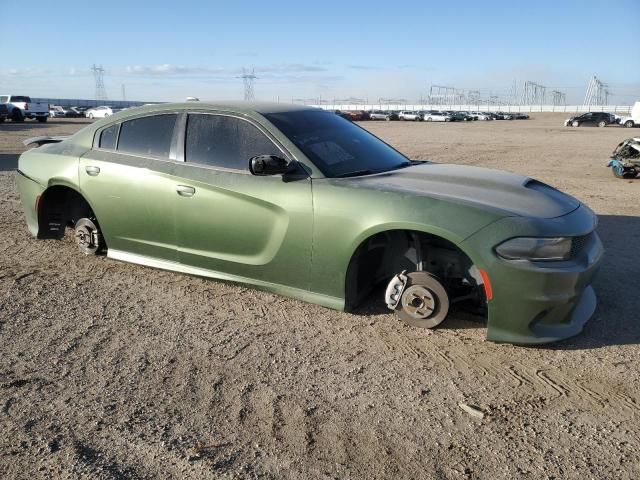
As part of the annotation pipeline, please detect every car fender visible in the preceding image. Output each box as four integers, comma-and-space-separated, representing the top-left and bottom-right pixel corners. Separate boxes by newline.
345, 221, 487, 272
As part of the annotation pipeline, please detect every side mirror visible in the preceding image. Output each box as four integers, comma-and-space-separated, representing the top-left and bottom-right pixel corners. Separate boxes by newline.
249, 155, 289, 176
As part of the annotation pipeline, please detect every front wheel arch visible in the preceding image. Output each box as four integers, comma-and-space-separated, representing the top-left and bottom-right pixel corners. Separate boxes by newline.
344, 228, 485, 313
37, 184, 105, 246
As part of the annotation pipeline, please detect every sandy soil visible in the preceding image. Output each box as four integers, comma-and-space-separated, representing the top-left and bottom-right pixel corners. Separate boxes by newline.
1, 114, 639, 479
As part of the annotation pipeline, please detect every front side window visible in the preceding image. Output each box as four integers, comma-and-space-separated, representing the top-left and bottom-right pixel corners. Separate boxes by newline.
117, 114, 177, 158
264, 109, 411, 178
185, 114, 281, 170
99, 124, 118, 150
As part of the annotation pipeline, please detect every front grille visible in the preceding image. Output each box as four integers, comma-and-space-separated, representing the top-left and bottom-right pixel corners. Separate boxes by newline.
570, 233, 592, 258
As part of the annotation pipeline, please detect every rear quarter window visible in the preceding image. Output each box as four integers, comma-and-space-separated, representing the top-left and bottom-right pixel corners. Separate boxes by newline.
99, 124, 119, 150
117, 114, 177, 158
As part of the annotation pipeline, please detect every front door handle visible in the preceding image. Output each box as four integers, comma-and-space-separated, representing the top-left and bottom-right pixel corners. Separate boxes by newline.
176, 185, 196, 197
85, 166, 100, 176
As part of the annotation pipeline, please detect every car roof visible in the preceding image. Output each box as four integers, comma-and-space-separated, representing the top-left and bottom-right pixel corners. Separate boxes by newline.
113, 101, 316, 117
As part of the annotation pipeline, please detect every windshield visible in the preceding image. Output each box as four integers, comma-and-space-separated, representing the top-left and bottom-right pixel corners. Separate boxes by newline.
264, 109, 411, 178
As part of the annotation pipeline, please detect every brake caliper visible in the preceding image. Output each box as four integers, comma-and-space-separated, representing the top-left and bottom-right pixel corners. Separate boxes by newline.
385, 270, 409, 310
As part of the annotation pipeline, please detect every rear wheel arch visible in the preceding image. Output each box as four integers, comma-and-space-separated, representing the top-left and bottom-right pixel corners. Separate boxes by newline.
344, 228, 483, 312
37, 184, 103, 241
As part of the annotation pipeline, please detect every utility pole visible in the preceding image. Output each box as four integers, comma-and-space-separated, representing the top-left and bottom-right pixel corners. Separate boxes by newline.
121, 84, 126, 101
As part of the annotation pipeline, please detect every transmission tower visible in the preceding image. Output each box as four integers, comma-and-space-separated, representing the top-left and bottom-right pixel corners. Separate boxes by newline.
550, 90, 566, 106
429, 85, 456, 106
510, 80, 548, 105
91, 64, 108, 102
584, 76, 609, 106
467, 90, 481, 105
239, 68, 257, 101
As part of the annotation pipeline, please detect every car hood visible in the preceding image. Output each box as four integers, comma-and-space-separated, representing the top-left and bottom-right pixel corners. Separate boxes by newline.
335, 162, 580, 219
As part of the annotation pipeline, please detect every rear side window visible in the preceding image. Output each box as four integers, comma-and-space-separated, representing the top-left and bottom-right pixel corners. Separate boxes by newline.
185, 114, 281, 170
99, 124, 118, 150
11, 96, 30, 103
117, 114, 177, 158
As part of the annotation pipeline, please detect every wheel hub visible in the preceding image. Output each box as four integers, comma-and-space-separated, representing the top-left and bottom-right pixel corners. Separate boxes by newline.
401, 285, 436, 320
75, 227, 94, 249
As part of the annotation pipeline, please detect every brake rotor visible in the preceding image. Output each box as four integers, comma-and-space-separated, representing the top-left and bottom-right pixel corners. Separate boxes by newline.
74, 218, 101, 255
394, 271, 450, 329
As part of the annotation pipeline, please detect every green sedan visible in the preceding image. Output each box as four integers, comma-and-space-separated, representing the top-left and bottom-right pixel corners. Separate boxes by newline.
16, 102, 603, 344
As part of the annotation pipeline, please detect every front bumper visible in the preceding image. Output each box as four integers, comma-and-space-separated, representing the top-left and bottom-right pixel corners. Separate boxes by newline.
463, 205, 603, 344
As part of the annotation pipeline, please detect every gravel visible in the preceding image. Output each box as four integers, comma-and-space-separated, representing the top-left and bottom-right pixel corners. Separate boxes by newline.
1, 115, 639, 479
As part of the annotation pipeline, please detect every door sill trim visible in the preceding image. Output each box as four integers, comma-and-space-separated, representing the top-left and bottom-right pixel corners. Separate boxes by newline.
107, 249, 344, 311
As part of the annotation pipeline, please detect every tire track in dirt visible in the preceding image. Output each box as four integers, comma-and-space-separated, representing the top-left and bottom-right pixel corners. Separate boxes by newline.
535, 369, 569, 399
412, 339, 640, 416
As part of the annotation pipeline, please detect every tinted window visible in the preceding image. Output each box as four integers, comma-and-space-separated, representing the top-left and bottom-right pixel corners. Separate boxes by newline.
117, 114, 177, 158
185, 114, 281, 170
11, 96, 30, 103
99, 124, 118, 150
264, 109, 410, 178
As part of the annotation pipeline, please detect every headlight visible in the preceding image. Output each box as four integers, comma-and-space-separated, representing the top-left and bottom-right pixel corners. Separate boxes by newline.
495, 237, 572, 261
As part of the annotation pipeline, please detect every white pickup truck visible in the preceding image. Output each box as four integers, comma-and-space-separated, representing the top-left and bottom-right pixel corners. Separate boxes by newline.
0, 95, 49, 122
619, 101, 640, 128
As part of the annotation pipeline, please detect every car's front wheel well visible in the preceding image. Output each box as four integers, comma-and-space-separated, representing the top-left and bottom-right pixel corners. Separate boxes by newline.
37, 185, 96, 239
344, 230, 484, 312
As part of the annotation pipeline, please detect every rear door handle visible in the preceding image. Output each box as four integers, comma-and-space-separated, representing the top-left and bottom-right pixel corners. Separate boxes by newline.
85, 166, 100, 176
176, 185, 196, 197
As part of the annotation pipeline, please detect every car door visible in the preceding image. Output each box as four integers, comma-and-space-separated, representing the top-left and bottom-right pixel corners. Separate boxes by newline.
581, 113, 595, 125
173, 112, 313, 291
79, 113, 181, 261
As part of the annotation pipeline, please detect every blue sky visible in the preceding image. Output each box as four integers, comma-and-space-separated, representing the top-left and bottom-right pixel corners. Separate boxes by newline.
2, 0, 639, 103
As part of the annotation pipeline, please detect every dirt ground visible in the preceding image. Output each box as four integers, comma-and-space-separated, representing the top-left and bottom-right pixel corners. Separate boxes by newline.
1, 114, 639, 479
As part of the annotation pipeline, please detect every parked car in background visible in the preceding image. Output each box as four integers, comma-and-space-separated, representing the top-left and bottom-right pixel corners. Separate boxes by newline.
369, 110, 394, 121
85, 106, 113, 119
49, 105, 67, 118
448, 111, 473, 122
460, 111, 477, 120
513, 112, 530, 120
564, 112, 616, 127
16, 101, 603, 344
0, 95, 49, 122
471, 111, 493, 121
333, 110, 353, 121
618, 101, 640, 128
495, 111, 513, 120
398, 111, 421, 121
0, 103, 8, 123
423, 111, 452, 122
65, 107, 86, 118
339, 111, 364, 121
